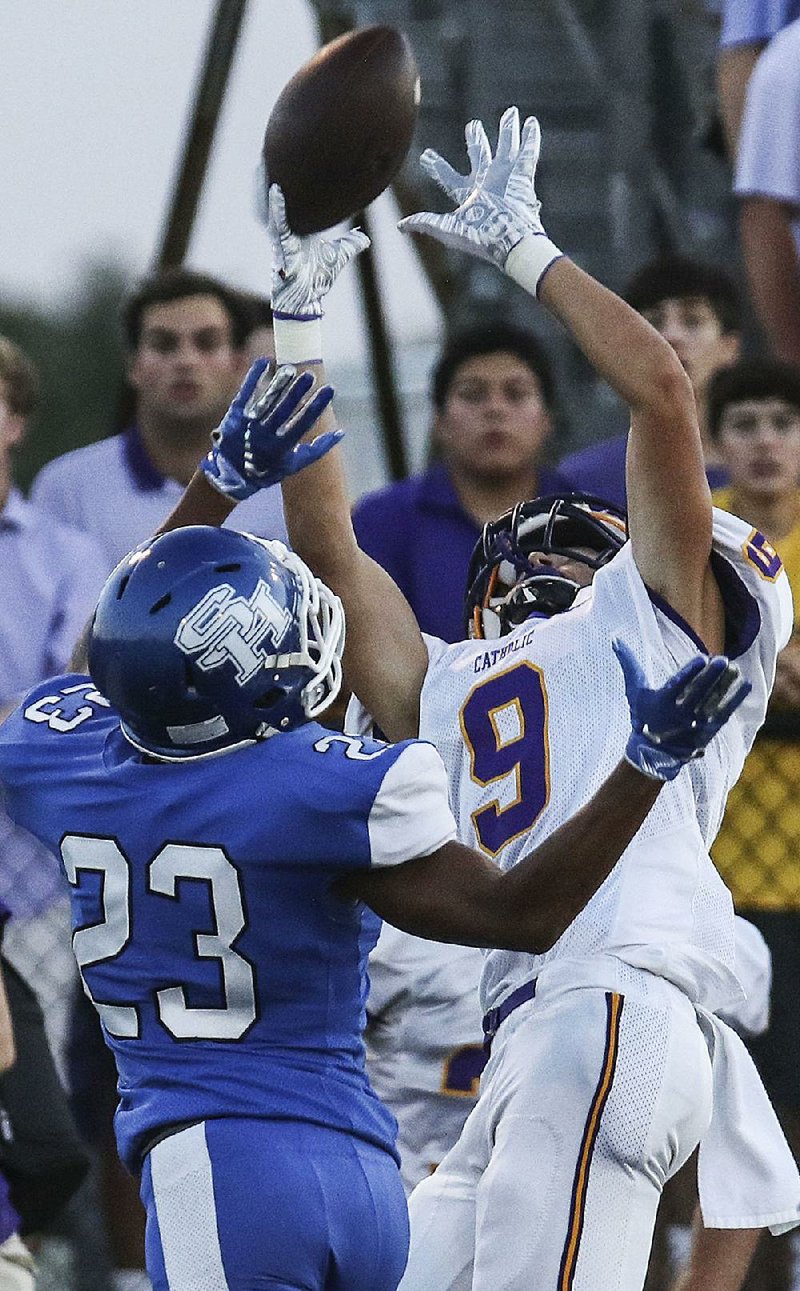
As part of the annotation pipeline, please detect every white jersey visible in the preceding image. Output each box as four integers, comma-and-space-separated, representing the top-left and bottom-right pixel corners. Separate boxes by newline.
724, 915, 772, 1037
362, 917, 771, 1200
419, 509, 792, 1017
366, 928, 485, 1194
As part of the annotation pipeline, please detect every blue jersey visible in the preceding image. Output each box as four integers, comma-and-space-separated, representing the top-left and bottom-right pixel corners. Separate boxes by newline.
0, 676, 456, 1171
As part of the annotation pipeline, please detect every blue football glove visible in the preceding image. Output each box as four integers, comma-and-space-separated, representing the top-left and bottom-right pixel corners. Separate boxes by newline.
201, 358, 339, 500
613, 638, 752, 782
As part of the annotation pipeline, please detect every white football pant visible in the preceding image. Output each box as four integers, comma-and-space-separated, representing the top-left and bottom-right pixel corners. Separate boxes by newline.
400, 976, 713, 1291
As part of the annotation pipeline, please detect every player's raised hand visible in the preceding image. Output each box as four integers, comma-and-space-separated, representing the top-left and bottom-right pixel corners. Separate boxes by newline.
201, 358, 340, 500
268, 184, 370, 320
399, 108, 561, 287
613, 639, 751, 782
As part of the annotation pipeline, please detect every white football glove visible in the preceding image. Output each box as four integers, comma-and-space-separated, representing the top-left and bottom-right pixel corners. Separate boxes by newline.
399, 107, 563, 295
268, 184, 371, 320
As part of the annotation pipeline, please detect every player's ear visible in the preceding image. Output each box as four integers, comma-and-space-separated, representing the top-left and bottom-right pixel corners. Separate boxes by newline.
1, 410, 26, 451
722, 330, 742, 366
126, 349, 144, 392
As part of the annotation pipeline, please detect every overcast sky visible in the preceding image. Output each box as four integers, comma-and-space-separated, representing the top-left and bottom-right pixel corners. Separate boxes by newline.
0, 0, 440, 364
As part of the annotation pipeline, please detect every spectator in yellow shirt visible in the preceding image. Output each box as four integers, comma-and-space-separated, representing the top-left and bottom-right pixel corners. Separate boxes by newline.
709, 356, 800, 1290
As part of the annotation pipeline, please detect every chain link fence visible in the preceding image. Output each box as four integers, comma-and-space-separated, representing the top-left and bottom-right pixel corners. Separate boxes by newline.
714, 714, 800, 912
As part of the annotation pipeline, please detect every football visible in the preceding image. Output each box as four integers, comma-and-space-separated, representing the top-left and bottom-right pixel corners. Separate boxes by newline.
263, 26, 420, 235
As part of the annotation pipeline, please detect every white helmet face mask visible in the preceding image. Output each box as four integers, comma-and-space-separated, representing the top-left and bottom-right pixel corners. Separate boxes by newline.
251, 540, 345, 725
465, 495, 628, 639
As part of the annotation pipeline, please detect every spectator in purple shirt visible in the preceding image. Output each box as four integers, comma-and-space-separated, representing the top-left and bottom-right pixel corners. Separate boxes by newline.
353, 321, 571, 642
31, 268, 287, 569
558, 257, 742, 510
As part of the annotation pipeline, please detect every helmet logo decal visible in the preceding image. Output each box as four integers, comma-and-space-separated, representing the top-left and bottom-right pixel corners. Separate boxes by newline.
175, 579, 293, 684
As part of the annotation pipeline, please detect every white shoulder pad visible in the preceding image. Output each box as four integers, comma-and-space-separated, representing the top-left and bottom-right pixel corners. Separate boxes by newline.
423, 632, 450, 670
711, 507, 793, 656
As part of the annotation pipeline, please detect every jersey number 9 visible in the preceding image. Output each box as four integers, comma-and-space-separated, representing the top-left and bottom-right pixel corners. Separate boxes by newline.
460, 661, 550, 856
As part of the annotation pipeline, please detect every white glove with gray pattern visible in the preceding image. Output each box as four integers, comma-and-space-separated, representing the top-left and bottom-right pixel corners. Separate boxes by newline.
399, 107, 562, 294
268, 184, 370, 320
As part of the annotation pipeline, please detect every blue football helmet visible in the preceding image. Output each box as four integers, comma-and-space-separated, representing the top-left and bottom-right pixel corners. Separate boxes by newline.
464, 493, 628, 639
88, 526, 345, 760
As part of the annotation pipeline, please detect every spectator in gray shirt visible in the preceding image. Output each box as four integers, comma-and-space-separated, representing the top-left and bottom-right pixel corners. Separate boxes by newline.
31, 268, 287, 570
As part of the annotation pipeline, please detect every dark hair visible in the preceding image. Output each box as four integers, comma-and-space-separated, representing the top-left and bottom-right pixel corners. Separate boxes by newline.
707, 358, 800, 438
431, 321, 556, 411
122, 268, 254, 350
237, 292, 274, 335
624, 256, 741, 335
0, 335, 38, 417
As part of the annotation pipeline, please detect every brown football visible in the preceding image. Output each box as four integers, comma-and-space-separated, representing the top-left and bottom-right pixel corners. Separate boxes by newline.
263, 26, 420, 235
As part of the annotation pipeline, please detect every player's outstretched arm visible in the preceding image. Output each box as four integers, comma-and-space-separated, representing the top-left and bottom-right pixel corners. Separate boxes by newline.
400, 108, 723, 653
342, 648, 750, 951
265, 184, 429, 742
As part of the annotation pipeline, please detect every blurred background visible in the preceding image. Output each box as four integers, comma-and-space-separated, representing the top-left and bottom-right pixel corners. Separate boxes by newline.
5, 3, 800, 1289
0, 0, 734, 498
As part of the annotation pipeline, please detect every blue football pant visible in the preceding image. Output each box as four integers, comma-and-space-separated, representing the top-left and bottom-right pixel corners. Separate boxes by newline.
141, 1118, 409, 1290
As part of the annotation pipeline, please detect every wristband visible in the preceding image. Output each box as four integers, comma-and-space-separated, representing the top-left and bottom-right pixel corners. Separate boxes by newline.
273, 316, 323, 365
504, 234, 564, 299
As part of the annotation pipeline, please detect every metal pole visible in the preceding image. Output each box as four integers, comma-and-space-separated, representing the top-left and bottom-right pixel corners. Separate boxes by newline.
352, 207, 408, 480
314, 5, 409, 480
157, 0, 249, 268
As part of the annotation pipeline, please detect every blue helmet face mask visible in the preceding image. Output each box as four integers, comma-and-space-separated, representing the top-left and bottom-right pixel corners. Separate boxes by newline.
464, 493, 628, 640
88, 527, 345, 761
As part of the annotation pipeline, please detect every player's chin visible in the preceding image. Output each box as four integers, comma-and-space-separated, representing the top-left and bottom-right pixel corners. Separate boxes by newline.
471, 451, 535, 481
167, 397, 224, 424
